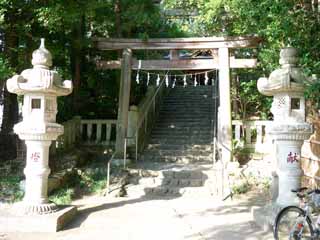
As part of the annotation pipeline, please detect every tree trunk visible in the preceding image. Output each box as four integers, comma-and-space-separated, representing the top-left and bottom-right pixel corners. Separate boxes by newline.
0, 13, 19, 161
115, 0, 121, 38
114, 0, 123, 58
304, 0, 312, 11
70, 15, 85, 114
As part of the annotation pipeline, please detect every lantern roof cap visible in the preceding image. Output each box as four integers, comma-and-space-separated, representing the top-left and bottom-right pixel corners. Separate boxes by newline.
31, 38, 52, 69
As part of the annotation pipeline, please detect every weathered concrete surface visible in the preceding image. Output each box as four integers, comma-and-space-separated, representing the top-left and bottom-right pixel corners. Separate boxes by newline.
2, 190, 273, 240
0, 206, 77, 233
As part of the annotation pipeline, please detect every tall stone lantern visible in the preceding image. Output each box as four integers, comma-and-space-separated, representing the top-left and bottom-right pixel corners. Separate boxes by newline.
257, 47, 312, 207
6, 39, 72, 215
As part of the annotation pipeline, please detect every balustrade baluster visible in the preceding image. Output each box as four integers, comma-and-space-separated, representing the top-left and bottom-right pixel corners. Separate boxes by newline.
67, 123, 72, 147
96, 123, 102, 143
245, 126, 252, 144
106, 124, 111, 145
64, 124, 68, 148
71, 120, 76, 144
80, 122, 84, 141
256, 125, 263, 145
235, 124, 241, 142
87, 123, 92, 143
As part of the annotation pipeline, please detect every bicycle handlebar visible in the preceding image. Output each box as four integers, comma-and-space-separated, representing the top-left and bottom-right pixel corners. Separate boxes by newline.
291, 187, 320, 199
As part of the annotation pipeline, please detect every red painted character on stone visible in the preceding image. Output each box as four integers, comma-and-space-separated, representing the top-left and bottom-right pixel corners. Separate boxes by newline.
31, 152, 40, 162
287, 152, 298, 163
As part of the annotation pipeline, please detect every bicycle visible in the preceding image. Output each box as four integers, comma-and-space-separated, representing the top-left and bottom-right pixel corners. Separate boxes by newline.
274, 187, 320, 240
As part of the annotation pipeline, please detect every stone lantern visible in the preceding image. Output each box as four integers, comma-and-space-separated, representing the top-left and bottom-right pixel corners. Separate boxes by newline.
6, 39, 72, 215
257, 47, 312, 207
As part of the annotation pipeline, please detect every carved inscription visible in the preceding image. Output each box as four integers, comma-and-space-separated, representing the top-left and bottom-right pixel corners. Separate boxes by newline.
30, 152, 40, 162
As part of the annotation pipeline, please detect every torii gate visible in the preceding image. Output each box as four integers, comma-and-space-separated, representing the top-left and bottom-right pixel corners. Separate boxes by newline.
94, 36, 262, 162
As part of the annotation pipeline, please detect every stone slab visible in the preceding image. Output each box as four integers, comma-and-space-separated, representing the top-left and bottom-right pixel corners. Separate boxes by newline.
111, 158, 132, 167
0, 205, 77, 233
252, 203, 277, 232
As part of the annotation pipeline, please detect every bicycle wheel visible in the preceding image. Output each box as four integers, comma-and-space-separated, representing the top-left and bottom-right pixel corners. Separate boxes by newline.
274, 206, 314, 240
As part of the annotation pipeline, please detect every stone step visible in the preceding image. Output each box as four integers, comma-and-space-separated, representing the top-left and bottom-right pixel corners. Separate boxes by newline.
155, 119, 211, 128
146, 144, 212, 151
161, 104, 212, 108
150, 139, 212, 144
150, 137, 212, 142
152, 125, 212, 130
143, 149, 213, 157
141, 155, 213, 163
151, 132, 212, 138
152, 131, 212, 136
163, 97, 213, 101
152, 128, 212, 134
137, 177, 204, 187
159, 112, 213, 117
128, 166, 214, 179
156, 118, 212, 122
126, 185, 215, 198
151, 135, 212, 139
156, 116, 212, 121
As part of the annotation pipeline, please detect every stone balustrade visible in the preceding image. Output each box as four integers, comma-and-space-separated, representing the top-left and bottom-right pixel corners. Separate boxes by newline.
56, 118, 274, 153
55, 117, 117, 150
80, 119, 117, 145
232, 120, 273, 153
56, 116, 81, 149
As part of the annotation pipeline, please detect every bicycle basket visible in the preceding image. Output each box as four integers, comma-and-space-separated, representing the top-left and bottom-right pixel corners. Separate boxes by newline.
312, 193, 320, 208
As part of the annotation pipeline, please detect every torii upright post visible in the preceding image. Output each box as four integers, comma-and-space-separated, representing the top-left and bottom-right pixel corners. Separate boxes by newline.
115, 48, 132, 161
218, 47, 232, 162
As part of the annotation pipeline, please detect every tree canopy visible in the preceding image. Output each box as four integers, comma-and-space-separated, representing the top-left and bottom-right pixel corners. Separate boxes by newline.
0, 0, 320, 160
163, 0, 320, 118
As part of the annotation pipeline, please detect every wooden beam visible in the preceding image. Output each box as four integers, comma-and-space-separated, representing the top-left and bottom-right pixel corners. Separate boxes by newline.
96, 58, 257, 70
94, 36, 262, 50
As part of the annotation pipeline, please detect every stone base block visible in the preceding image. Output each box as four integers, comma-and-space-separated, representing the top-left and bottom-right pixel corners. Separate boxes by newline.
252, 203, 282, 232
0, 205, 77, 232
111, 158, 132, 167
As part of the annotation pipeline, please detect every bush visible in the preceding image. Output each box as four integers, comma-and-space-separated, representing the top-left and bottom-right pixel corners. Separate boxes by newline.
0, 175, 24, 203
49, 188, 74, 205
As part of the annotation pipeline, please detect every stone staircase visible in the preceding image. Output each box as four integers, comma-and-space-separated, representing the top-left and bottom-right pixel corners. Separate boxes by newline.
125, 162, 217, 198
142, 85, 214, 164
125, 85, 219, 198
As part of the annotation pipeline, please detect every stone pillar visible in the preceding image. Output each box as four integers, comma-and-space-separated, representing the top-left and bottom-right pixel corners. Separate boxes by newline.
115, 48, 132, 157
128, 105, 139, 146
218, 47, 232, 162
257, 47, 312, 207
6, 39, 73, 215
23, 140, 53, 211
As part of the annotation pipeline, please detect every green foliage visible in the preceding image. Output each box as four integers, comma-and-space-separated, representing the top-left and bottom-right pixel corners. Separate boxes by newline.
164, 0, 320, 118
230, 174, 271, 195
49, 168, 107, 204
231, 71, 272, 119
231, 180, 251, 194
2, 0, 320, 121
0, 175, 24, 203
49, 187, 74, 205
0, 54, 13, 86
0, 0, 184, 123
